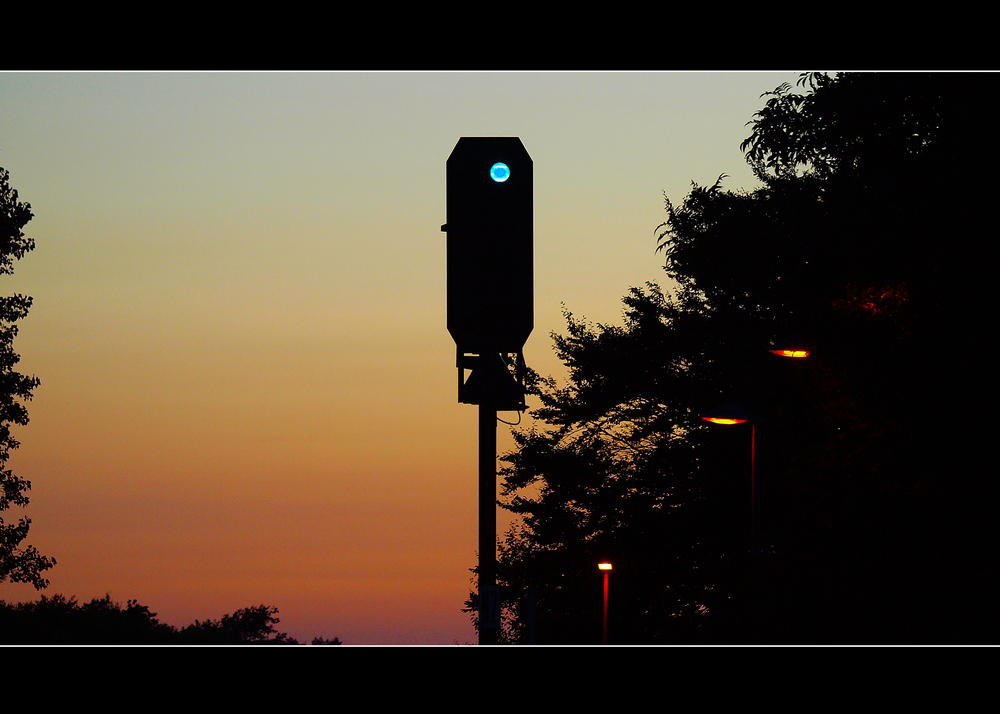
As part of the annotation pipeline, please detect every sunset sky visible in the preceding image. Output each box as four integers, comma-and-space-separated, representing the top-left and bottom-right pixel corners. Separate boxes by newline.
0, 70, 796, 644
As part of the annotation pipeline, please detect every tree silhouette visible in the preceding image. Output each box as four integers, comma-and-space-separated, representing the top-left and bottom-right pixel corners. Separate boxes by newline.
660, 72, 1000, 641
486, 72, 1000, 643
0, 594, 340, 644
0, 163, 54, 590
176, 604, 299, 644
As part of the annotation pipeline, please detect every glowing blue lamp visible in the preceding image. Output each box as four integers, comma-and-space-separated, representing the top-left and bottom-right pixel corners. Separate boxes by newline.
490, 162, 510, 183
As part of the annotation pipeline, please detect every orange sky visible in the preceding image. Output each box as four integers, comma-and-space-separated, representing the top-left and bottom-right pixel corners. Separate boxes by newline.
0, 71, 795, 643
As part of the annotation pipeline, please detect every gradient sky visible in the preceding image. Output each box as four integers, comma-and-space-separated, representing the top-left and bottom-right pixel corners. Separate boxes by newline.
0, 70, 797, 644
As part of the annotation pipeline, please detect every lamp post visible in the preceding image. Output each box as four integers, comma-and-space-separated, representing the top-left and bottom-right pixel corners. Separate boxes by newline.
702, 341, 811, 552
697, 338, 812, 639
702, 403, 760, 557
598, 561, 612, 644
703, 402, 763, 639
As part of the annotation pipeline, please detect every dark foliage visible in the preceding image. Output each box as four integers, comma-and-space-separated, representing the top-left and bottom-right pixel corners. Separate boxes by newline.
174, 603, 298, 645
0, 163, 54, 590
0, 594, 341, 644
0, 594, 174, 644
484, 72, 1000, 643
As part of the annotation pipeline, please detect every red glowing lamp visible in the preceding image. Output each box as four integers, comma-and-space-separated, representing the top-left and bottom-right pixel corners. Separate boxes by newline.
598, 561, 612, 643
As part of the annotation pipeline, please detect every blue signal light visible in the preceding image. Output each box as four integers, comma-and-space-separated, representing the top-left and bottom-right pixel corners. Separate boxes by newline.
490, 162, 510, 183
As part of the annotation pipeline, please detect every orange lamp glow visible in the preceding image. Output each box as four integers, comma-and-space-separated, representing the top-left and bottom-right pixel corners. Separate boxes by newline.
598, 562, 612, 570
702, 403, 753, 425
768, 336, 811, 358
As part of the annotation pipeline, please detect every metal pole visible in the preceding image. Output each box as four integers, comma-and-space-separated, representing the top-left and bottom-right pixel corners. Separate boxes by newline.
750, 422, 761, 640
751, 422, 759, 558
479, 402, 498, 645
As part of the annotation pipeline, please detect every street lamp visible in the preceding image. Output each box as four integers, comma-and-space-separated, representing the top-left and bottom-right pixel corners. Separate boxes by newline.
768, 335, 811, 358
702, 403, 761, 557
598, 561, 612, 644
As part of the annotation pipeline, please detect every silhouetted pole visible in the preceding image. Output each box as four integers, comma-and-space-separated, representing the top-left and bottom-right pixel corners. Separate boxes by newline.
446, 137, 533, 645
750, 422, 761, 640
479, 401, 498, 645
751, 423, 759, 559
702, 404, 760, 558
703, 403, 761, 638
525, 586, 536, 644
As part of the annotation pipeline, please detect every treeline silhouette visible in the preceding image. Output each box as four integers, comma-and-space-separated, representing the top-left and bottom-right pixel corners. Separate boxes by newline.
0, 594, 341, 645
1, 166, 342, 646
479, 71, 1000, 644
0, 163, 54, 591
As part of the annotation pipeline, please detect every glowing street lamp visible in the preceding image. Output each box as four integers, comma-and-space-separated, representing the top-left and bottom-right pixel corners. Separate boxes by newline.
702, 403, 760, 557
768, 335, 811, 358
598, 561, 612, 644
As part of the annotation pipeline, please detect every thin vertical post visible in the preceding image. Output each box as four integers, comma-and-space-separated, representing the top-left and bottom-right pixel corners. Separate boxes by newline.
751, 423, 759, 558
749, 421, 761, 641
479, 402, 498, 645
